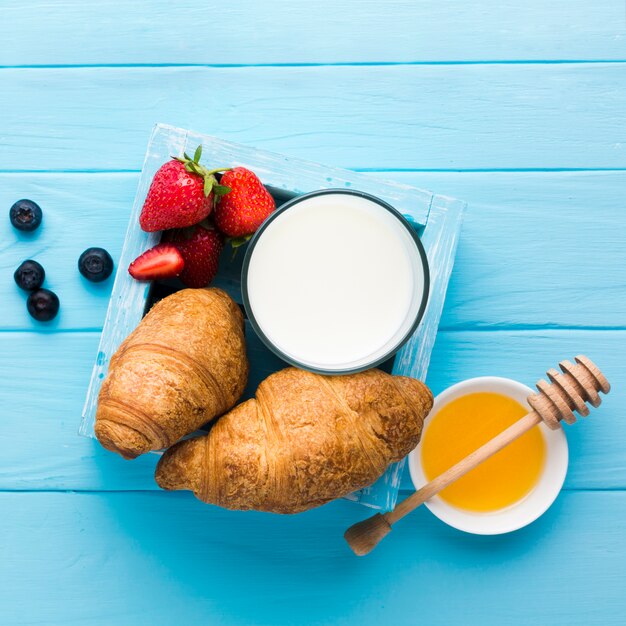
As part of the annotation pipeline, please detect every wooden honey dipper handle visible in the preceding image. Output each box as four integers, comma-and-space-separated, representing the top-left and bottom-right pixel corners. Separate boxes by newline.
386, 410, 541, 524
345, 355, 610, 556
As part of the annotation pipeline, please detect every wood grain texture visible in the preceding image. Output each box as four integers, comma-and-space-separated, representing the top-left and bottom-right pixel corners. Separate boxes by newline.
1, 64, 625, 171
396, 171, 626, 330
2, 171, 624, 331
0, 174, 133, 331
0, 491, 624, 625
1, 2, 625, 622
0, 329, 622, 492
1, 0, 624, 65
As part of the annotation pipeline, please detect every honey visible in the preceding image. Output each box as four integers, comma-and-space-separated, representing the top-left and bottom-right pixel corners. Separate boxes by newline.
420, 392, 546, 513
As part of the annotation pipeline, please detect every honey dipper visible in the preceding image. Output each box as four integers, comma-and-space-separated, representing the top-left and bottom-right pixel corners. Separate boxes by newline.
345, 355, 610, 556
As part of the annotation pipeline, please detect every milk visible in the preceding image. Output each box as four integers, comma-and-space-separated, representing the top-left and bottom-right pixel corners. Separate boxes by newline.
244, 192, 426, 372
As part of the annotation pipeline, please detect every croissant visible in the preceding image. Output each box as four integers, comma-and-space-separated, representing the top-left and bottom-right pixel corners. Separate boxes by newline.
155, 367, 433, 513
95, 288, 248, 459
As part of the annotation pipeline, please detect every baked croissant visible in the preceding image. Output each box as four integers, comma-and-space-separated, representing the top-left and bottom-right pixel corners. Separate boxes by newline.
155, 367, 433, 513
95, 288, 248, 459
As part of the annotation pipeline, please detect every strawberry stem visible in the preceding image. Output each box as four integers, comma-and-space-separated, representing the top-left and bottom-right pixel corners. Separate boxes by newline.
203, 167, 232, 176
172, 148, 233, 198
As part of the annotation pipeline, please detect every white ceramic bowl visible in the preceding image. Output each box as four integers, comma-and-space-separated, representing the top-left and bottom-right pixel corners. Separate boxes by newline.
408, 376, 568, 535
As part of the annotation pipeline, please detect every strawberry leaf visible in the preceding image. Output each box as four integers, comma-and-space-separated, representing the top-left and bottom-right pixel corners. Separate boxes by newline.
203, 175, 215, 197
213, 184, 231, 197
228, 236, 252, 261
193, 145, 202, 163
230, 236, 252, 249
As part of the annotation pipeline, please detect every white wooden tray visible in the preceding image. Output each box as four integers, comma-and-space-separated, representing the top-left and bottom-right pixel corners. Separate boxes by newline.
81, 123, 466, 511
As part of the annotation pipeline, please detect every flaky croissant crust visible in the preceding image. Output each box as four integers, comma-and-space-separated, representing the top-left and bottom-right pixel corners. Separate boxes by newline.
156, 367, 433, 513
96, 288, 248, 459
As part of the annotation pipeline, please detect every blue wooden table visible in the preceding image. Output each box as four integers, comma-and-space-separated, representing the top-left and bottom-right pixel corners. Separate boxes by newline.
1, 2, 625, 624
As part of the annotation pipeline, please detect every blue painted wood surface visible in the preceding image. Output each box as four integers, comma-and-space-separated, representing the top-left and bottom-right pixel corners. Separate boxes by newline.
1, 3, 624, 625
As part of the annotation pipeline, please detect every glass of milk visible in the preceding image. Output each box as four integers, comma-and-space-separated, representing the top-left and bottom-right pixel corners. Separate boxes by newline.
242, 190, 429, 374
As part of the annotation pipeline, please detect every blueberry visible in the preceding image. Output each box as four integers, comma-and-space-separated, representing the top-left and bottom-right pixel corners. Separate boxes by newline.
27, 288, 59, 322
10, 199, 43, 232
14, 260, 45, 291
78, 247, 114, 282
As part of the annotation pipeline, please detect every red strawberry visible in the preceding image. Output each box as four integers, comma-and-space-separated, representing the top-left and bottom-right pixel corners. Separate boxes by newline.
213, 167, 275, 237
128, 244, 184, 281
168, 225, 224, 288
139, 146, 229, 232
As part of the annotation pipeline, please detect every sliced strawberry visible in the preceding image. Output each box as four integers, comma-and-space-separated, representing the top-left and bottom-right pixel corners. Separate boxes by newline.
128, 244, 184, 281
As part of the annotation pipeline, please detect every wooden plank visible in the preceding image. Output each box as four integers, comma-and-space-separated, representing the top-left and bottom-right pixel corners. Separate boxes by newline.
0, 490, 624, 625
0, 174, 133, 331
0, 332, 160, 489
1, 64, 625, 171
1, 1, 624, 65
2, 171, 625, 331
394, 170, 626, 330
0, 329, 622, 491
